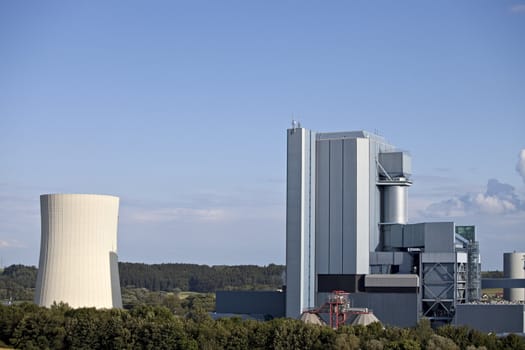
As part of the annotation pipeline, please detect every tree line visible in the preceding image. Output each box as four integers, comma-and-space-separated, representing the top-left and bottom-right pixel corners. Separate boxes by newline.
1, 263, 284, 302
119, 263, 284, 292
121, 289, 215, 314
481, 270, 504, 278
2, 264, 506, 298
1, 303, 524, 350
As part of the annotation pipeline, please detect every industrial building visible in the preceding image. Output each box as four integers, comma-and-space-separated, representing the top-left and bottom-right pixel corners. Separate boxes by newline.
35, 194, 122, 309
217, 126, 485, 327
285, 126, 481, 327
455, 304, 525, 334
215, 125, 525, 331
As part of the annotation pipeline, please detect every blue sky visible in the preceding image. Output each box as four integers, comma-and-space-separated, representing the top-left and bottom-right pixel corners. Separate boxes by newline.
1, 1, 524, 270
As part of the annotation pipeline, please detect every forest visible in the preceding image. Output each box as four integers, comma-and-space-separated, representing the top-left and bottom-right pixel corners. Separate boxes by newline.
119, 262, 285, 292
0, 264, 503, 300
0, 263, 285, 302
1, 303, 524, 349
1, 264, 523, 349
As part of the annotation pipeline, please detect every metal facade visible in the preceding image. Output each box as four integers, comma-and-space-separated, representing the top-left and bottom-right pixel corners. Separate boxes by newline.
378, 152, 412, 177
315, 137, 371, 276
286, 128, 316, 317
216, 291, 285, 318
349, 292, 420, 328
455, 304, 525, 333
423, 222, 455, 252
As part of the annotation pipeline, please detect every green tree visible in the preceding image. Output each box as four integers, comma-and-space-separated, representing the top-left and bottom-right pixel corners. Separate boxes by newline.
63, 307, 103, 349
364, 339, 385, 350
412, 319, 433, 347
10, 306, 66, 350
334, 333, 360, 350
0, 303, 38, 344
426, 334, 459, 350
499, 333, 525, 350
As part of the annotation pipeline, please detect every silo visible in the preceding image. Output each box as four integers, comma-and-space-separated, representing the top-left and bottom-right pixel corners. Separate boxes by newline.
35, 194, 122, 308
503, 252, 525, 302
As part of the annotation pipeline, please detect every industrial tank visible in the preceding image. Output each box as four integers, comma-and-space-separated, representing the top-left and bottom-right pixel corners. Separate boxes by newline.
377, 151, 411, 225
380, 185, 408, 224
503, 252, 525, 302
35, 194, 122, 308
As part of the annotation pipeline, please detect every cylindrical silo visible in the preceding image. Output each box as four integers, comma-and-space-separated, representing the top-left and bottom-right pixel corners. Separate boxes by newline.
503, 252, 525, 302
35, 194, 122, 308
380, 185, 408, 224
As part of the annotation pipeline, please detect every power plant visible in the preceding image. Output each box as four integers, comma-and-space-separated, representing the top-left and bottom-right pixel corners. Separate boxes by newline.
217, 125, 524, 333
34, 194, 122, 309
285, 126, 481, 327
29, 127, 524, 332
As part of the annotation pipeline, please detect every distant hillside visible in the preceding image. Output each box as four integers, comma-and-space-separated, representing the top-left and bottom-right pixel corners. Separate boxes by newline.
1, 264, 504, 300
1, 263, 285, 301
119, 262, 285, 292
0, 264, 37, 300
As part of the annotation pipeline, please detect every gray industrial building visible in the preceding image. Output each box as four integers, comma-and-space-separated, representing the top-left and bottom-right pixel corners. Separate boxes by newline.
215, 291, 285, 319
286, 126, 481, 327
216, 125, 524, 332
455, 304, 525, 334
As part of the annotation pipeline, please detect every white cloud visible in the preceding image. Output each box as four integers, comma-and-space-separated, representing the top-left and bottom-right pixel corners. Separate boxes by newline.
473, 192, 517, 214
421, 179, 525, 218
511, 4, 525, 13
516, 149, 525, 183
415, 178, 525, 269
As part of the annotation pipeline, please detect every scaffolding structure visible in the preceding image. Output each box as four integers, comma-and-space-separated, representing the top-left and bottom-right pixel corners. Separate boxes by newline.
467, 241, 481, 302
307, 291, 372, 329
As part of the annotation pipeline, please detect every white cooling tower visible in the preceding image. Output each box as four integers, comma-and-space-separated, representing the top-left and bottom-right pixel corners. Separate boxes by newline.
34, 194, 122, 308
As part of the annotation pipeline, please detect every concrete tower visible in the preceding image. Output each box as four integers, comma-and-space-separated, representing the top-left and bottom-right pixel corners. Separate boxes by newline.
504, 252, 525, 302
35, 194, 122, 308
286, 127, 316, 318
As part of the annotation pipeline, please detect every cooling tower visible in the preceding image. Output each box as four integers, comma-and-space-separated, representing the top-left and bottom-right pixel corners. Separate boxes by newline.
35, 194, 122, 308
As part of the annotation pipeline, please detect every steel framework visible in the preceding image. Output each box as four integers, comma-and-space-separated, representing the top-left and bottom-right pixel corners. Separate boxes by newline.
307, 290, 371, 329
